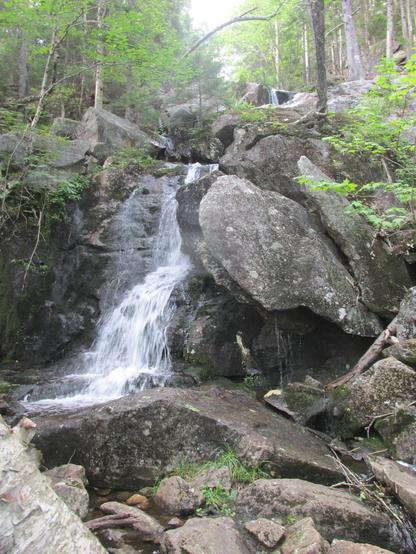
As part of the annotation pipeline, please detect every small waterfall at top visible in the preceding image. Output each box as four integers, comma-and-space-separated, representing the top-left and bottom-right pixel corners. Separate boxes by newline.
268, 88, 295, 106
27, 163, 218, 410
269, 88, 279, 106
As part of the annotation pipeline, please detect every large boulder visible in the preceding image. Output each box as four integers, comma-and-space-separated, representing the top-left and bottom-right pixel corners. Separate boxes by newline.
235, 479, 400, 551
160, 516, 255, 554
331, 357, 416, 438
33, 386, 341, 488
77, 107, 165, 161
211, 113, 241, 148
198, 175, 382, 336
50, 117, 80, 139
0, 416, 106, 554
329, 540, 394, 553
280, 517, 329, 554
297, 156, 411, 317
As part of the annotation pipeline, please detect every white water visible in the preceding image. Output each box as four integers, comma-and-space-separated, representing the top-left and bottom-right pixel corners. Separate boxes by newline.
27, 163, 217, 410
269, 88, 279, 106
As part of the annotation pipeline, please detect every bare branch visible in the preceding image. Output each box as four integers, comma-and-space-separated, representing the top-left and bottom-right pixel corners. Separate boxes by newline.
183, 8, 279, 58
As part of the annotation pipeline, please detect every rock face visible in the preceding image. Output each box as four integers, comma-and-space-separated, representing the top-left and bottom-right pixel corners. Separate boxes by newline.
367, 457, 416, 520
199, 175, 382, 336
160, 516, 255, 554
235, 479, 399, 550
332, 357, 416, 438
33, 386, 341, 488
296, 156, 411, 317
0, 165, 170, 365
77, 107, 165, 161
0, 416, 106, 554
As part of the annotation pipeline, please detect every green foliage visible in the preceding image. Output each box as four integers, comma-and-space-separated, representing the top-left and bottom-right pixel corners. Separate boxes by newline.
199, 486, 235, 517
167, 447, 269, 485
298, 57, 416, 232
112, 147, 158, 171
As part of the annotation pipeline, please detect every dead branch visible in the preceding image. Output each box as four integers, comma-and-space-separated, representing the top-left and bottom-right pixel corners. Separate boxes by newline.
86, 513, 138, 531
183, 8, 278, 58
325, 317, 397, 390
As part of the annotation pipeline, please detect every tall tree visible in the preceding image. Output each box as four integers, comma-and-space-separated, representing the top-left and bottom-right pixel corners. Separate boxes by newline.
308, 0, 327, 114
342, 0, 365, 80
386, 0, 394, 57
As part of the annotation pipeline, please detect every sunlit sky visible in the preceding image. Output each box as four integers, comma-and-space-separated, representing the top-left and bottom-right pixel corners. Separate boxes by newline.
190, 0, 241, 31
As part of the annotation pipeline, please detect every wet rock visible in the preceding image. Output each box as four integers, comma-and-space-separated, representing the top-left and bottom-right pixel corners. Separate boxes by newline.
33, 386, 341, 489
375, 406, 416, 463
235, 479, 398, 550
280, 517, 329, 554
332, 357, 416, 438
396, 287, 416, 340
383, 338, 416, 367
241, 82, 270, 106
329, 540, 394, 553
99, 501, 163, 541
199, 175, 382, 336
77, 107, 165, 161
160, 516, 255, 554
297, 156, 410, 317
190, 466, 232, 492
0, 416, 106, 554
126, 493, 150, 509
153, 476, 204, 515
367, 456, 416, 519
244, 518, 285, 548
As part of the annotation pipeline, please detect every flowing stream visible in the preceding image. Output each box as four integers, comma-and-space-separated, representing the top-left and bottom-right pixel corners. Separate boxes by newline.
27, 163, 218, 409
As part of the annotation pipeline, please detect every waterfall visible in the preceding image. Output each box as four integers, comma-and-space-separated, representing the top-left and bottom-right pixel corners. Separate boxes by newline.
268, 88, 295, 106
269, 88, 279, 106
27, 163, 217, 410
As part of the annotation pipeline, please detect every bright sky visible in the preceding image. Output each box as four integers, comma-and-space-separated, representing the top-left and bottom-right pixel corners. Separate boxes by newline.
190, 0, 241, 31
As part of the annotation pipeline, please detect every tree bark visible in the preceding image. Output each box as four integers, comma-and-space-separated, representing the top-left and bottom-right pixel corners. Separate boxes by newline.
342, 0, 365, 80
31, 26, 58, 128
274, 20, 281, 88
325, 317, 398, 390
308, 0, 327, 114
94, 0, 106, 110
303, 23, 310, 85
386, 0, 394, 57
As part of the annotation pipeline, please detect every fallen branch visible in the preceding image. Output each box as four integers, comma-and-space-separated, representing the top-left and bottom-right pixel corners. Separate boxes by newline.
365, 400, 416, 438
86, 513, 140, 532
183, 8, 279, 58
325, 317, 397, 390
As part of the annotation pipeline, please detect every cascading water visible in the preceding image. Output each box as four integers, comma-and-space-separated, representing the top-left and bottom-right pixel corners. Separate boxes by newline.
26, 163, 218, 410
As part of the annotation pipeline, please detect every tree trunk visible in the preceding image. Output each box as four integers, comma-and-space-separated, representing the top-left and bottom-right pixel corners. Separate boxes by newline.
274, 20, 281, 87
342, 0, 365, 80
31, 26, 58, 128
386, 0, 394, 57
308, 0, 327, 114
124, 64, 135, 121
17, 29, 28, 99
303, 23, 310, 85
406, 0, 414, 47
361, 0, 370, 70
94, 0, 106, 110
